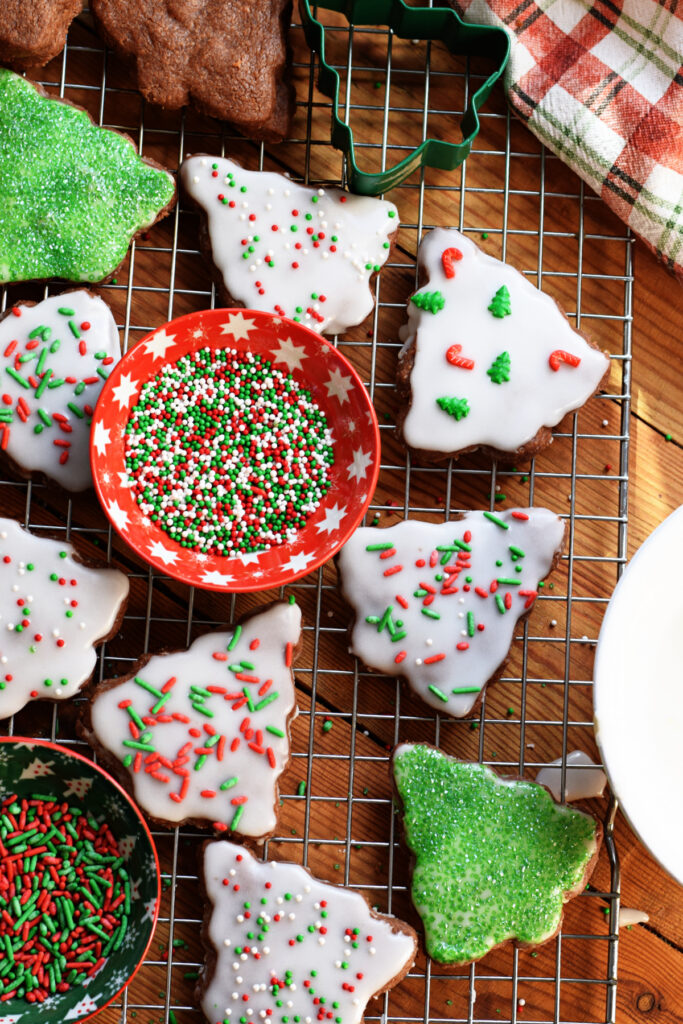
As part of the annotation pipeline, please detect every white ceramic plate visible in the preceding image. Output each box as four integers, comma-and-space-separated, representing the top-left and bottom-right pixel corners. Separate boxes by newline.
594, 504, 683, 886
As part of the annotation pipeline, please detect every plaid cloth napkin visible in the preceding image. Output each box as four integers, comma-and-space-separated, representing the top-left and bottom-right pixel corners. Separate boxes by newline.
450, 0, 683, 279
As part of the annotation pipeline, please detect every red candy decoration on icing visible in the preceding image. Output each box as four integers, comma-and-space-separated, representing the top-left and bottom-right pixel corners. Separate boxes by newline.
548, 350, 581, 372
446, 344, 475, 370
441, 247, 463, 279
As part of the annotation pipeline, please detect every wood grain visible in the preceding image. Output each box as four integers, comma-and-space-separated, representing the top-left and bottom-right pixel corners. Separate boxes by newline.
0, 10, 680, 1024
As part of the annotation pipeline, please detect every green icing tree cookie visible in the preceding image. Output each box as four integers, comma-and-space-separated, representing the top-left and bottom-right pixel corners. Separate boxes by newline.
0, 69, 176, 283
392, 744, 599, 964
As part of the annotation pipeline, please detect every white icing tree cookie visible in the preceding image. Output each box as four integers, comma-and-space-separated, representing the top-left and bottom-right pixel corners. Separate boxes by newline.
337, 509, 565, 718
199, 841, 417, 1024
85, 601, 302, 837
0, 291, 121, 490
0, 517, 129, 719
398, 229, 610, 459
180, 156, 398, 336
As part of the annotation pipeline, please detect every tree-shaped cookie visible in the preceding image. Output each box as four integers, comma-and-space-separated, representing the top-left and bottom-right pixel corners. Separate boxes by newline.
82, 602, 302, 837
0, 517, 129, 719
0, 0, 81, 70
0, 69, 176, 284
397, 228, 610, 460
392, 744, 600, 964
91, 0, 294, 142
199, 840, 417, 1024
181, 156, 398, 336
0, 291, 121, 490
337, 508, 565, 718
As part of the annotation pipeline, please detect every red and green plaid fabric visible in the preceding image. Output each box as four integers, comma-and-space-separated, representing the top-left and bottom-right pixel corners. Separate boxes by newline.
450, 0, 683, 279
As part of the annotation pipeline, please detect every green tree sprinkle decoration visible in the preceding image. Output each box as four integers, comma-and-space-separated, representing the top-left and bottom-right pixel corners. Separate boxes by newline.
436, 395, 470, 421
486, 351, 511, 384
487, 285, 511, 318
411, 290, 445, 314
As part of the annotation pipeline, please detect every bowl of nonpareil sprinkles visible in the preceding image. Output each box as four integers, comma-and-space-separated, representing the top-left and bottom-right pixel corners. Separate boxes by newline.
0, 736, 160, 1022
90, 309, 380, 591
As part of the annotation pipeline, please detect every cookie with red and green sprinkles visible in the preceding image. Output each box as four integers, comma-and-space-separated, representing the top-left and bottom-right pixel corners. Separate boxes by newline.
337, 508, 565, 718
180, 156, 398, 336
123, 345, 334, 558
199, 840, 417, 1024
392, 744, 600, 964
82, 601, 302, 836
0, 68, 176, 284
0, 290, 121, 490
0, 516, 129, 720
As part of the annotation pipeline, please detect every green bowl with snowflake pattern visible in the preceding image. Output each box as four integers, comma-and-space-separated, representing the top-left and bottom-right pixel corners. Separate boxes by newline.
0, 736, 160, 1023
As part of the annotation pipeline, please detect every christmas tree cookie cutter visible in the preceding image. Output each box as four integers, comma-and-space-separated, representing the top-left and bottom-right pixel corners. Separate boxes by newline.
299, 0, 510, 196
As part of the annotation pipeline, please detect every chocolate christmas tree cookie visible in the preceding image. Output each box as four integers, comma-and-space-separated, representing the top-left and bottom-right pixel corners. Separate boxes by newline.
0, 69, 176, 284
0, 0, 81, 70
91, 0, 294, 142
337, 508, 565, 718
199, 841, 417, 1024
180, 156, 398, 336
0, 517, 129, 719
0, 290, 121, 490
392, 744, 600, 964
397, 229, 610, 461
82, 601, 302, 837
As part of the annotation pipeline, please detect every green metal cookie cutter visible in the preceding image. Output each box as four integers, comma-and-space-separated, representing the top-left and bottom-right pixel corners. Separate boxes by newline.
299, 0, 510, 195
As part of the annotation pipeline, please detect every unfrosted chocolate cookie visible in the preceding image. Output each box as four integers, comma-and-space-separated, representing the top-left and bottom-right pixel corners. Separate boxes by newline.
91, 0, 295, 142
0, 0, 81, 71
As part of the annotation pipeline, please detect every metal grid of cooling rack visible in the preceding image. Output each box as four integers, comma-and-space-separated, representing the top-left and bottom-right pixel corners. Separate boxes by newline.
0, 6, 635, 1024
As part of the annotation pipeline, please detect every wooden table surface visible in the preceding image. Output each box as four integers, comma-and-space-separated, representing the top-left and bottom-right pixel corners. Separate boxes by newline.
0, 10, 681, 1024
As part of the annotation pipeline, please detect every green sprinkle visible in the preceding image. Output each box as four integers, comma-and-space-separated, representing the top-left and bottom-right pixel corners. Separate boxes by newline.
483, 511, 509, 529
428, 685, 449, 703
230, 804, 245, 831
134, 676, 164, 699
421, 607, 441, 620
6, 366, 30, 388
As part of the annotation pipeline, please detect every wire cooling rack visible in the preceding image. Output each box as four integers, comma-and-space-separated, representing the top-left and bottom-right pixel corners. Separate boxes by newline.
0, 6, 634, 1024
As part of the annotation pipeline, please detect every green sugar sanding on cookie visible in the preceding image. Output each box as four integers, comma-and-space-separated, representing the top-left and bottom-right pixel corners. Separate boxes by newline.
393, 744, 598, 964
0, 69, 175, 283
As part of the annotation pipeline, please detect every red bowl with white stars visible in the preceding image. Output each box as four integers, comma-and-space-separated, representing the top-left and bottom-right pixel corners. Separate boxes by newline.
90, 309, 380, 591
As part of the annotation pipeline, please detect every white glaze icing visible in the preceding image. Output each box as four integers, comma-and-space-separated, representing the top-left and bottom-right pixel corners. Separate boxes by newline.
618, 907, 649, 927
201, 840, 416, 1024
89, 602, 301, 836
0, 517, 129, 719
398, 229, 610, 455
180, 156, 398, 336
338, 509, 564, 717
0, 292, 121, 490
536, 750, 607, 802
